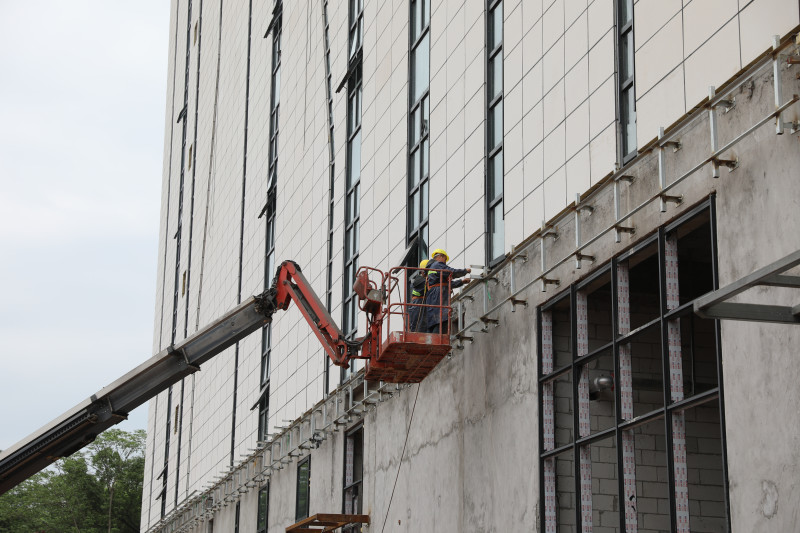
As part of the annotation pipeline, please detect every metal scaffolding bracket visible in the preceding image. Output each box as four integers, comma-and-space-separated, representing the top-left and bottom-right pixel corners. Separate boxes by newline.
574, 193, 595, 269
694, 249, 800, 323
613, 176, 635, 242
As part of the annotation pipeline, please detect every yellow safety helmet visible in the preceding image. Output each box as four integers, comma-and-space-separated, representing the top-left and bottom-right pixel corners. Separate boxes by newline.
430, 248, 449, 262
419, 259, 429, 268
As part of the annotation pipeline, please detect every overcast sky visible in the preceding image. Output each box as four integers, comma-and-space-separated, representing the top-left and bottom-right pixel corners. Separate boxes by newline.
0, 2, 170, 450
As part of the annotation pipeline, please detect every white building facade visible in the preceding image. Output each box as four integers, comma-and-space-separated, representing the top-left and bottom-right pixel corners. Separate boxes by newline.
143, 0, 800, 531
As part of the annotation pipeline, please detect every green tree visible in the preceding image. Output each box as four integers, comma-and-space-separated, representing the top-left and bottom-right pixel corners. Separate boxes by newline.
0, 428, 145, 533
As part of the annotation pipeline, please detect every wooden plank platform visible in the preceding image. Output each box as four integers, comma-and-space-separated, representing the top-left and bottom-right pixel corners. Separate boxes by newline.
286, 513, 370, 532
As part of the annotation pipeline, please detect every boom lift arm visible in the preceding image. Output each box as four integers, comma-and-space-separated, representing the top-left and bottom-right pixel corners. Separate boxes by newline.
0, 260, 448, 495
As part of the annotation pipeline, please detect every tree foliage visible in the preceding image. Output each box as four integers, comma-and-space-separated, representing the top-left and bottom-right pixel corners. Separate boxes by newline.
0, 428, 146, 533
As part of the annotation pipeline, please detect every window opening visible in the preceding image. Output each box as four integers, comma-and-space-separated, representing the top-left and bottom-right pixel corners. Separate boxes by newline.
258, 2, 281, 435
296, 457, 311, 521
617, 0, 637, 161
538, 203, 729, 532
487, 0, 504, 264
257, 483, 269, 533
343, 426, 364, 532
407, 0, 430, 264
342, 0, 364, 383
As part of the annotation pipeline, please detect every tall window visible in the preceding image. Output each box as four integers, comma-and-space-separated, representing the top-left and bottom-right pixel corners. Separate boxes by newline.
487, 0, 504, 264
254, 325, 271, 442
343, 64, 362, 339
343, 427, 364, 531
342, 0, 364, 382
258, 1, 281, 441
407, 0, 430, 263
617, 0, 636, 161
267, 6, 282, 191
296, 457, 311, 521
257, 483, 269, 533
322, 0, 336, 395
538, 203, 729, 532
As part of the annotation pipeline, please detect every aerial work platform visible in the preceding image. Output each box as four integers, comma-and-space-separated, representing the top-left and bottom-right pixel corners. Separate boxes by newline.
0, 260, 453, 495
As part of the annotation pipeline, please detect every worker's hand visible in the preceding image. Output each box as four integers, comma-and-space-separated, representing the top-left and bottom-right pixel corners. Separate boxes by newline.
466, 268, 472, 273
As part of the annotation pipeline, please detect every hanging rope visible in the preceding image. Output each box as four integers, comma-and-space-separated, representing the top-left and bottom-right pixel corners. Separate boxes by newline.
381, 383, 421, 533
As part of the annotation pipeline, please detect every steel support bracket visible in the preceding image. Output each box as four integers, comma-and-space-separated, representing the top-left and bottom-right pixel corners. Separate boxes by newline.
510, 297, 528, 309
659, 194, 683, 205
455, 333, 474, 343
712, 157, 739, 171
714, 97, 736, 113
480, 315, 500, 326
662, 139, 682, 152
614, 225, 636, 235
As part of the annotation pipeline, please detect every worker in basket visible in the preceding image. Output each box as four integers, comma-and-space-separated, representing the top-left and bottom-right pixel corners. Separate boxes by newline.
407, 259, 430, 332
424, 248, 471, 334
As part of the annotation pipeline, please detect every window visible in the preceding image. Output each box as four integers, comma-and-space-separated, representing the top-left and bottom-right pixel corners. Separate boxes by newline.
296, 457, 311, 521
267, 7, 282, 189
342, 0, 364, 383
617, 0, 636, 161
487, 0, 504, 264
257, 483, 269, 533
234, 501, 240, 533
407, 0, 431, 264
255, 325, 271, 442
322, 0, 336, 396
343, 426, 364, 531
258, 1, 281, 438
538, 203, 729, 532
348, 0, 364, 60
343, 64, 363, 342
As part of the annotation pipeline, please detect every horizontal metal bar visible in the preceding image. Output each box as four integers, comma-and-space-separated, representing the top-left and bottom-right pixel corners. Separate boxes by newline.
695, 249, 800, 309
451, 97, 800, 341
695, 302, 800, 323
758, 274, 800, 288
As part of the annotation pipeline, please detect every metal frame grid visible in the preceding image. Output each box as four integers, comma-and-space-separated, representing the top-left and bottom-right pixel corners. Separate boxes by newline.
258, 1, 282, 447
538, 199, 731, 532
342, 63, 363, 339
342, 0, 365, 386
486, 0, 504, 266
407, 0, 431, 264
296, 455, 311, 521
342, 424, 364, 532
256, 482, 269, 533
615, 0, 637, 164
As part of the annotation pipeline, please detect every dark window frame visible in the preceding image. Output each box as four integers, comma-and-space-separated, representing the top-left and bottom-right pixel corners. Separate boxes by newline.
341, 0, 365, 384
296, 456, 311, 521
256, 482, 269, 533
407, 0, 431, 265
259, 3, 281, 442
486, 0, 504, 266
537, 199, 731, 532
342, 424, 364, 531
616, 0, 637, 163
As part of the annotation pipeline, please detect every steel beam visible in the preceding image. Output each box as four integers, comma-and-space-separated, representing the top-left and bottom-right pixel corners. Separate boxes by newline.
694, 250, 800, 324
